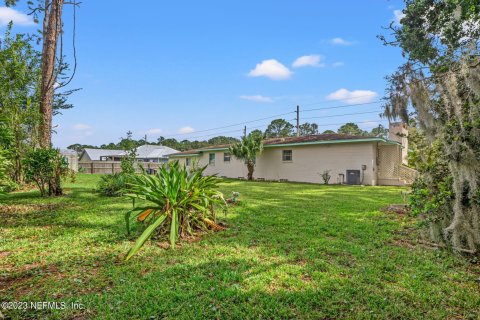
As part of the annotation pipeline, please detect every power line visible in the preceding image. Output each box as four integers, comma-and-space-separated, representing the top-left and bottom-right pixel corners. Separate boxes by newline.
162, 109, 385, 140
160, 100, 383, 139
159, 110, 295, 139
177, 119, 296, 141
315, 119, 389, 127
302, 110, 382, 121
302, 100, 382, 113
175, 118, 389, 141
172, 114, 387, 141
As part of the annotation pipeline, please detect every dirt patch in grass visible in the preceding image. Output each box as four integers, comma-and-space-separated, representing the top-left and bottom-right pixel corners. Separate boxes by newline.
0, 263, 64, 298
0, 251, 12, 259
0, 203, 67, 215
1, 262, 113, 300
381, 204, 409, 215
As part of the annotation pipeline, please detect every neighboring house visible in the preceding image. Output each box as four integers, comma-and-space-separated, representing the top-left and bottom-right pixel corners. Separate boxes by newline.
169, 122, 415, 186
60, 149, 79, 172
79, 149, 125, 162
79, 145, 179, 163
134, 145, 179, 163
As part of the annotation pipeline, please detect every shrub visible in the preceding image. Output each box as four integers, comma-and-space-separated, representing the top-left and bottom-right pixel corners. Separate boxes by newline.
320, 170, 331, 185
226, 191, 240, 205
0, 148, 12, 194
97, 173, 128, 197
124, 161, 226, 260
23, 148, 70, 196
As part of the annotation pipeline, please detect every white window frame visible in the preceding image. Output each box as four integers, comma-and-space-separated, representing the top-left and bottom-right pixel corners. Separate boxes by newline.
282, 150, 293, 162
209, 153, 216, 165
224, 152, 231, 163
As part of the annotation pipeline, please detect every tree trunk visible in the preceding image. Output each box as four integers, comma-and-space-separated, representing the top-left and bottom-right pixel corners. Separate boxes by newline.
247, 160, 254, 180
39, 0, 64, 148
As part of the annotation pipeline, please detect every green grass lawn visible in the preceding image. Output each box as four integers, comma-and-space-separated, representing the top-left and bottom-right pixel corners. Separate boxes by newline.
1, 174, 479, 319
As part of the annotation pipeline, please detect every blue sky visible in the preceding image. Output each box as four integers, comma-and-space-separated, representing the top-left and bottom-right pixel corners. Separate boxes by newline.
0, 1, 406, 148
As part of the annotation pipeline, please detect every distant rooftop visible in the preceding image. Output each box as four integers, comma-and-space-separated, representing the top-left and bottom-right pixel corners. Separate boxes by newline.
82, 148, 126, 161
135, 145, 178, 158
81, 145, 179, 161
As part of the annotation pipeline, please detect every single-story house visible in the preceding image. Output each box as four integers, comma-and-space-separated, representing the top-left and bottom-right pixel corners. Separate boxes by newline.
79, 145, 179, 163
169, 122, 415, 186
79, 148, 125, 162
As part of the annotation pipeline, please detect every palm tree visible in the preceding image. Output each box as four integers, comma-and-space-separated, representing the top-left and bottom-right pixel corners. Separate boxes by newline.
229, 135, 263, 180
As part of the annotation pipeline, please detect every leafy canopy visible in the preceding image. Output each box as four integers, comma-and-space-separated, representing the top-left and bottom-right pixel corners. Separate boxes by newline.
229, 134, 263, 162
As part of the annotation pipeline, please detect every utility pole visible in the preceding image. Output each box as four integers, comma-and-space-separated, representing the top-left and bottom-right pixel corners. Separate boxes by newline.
296, 105, 300, 137
243, 126, 247, 138
144, 134, 147, 145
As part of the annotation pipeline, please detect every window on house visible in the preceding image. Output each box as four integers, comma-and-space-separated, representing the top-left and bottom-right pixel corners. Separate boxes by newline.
209, 153, 216, 165
224, 153, 231, 163
282, 150, 293, 161
186, 158, 191, 166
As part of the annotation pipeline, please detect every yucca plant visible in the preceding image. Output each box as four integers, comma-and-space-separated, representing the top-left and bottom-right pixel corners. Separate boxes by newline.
124, 161, 226, 260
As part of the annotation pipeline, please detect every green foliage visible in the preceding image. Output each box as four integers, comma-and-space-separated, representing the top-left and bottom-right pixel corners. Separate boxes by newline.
23, 148, 69, 196
118, 131, 137, 175
337, 122, 367, 136
0, 24, 41, 183
120, 150, 136, 175
382, 0, 480, 253
248, 129, 264, 140
370, 124, 389, 139
68, 136, 241, 153
264, 118, 294, 138
96, 173, 128, 197
229, 133, 264, 180
124, 161, 226, 260
299, 122, 319, 135
0, 148, 12, 194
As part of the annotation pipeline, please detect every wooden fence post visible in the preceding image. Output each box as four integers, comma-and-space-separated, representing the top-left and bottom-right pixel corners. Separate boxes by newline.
112, 163, 115, 174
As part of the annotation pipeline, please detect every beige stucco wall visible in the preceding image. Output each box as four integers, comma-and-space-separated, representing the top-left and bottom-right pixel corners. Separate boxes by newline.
173, 142, 380, 185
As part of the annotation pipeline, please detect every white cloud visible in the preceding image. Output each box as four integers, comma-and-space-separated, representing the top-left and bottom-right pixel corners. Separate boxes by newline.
329, 37, 354, 46
393, 10, 406, 25
146, 128, 162, 135
72, 123, 91, 131
248, 59, 292, 80
332, 61, 345, 67
179, 126, 195, 134
239, 95, 273, 103
326, 88, 378, 104
292, 55, 325, 68
0, 7, 34, 26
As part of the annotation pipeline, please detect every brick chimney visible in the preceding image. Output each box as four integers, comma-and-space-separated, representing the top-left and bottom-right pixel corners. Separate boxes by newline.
388, 122, 408, 164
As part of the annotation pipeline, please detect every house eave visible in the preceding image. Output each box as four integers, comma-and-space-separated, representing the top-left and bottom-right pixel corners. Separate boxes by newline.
267, 138, 399, 148
169, 138, 400, 157
169, 153, 200, 157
